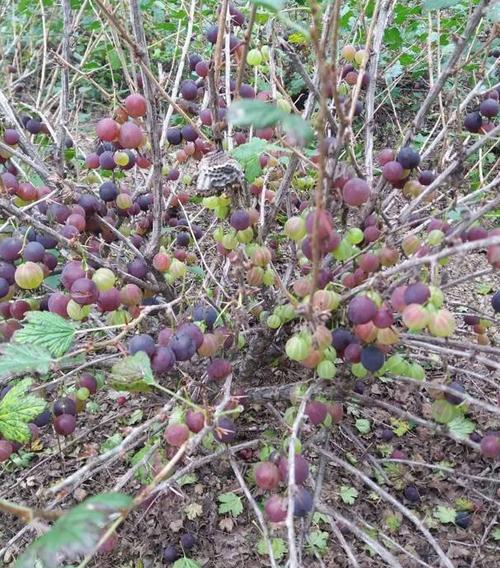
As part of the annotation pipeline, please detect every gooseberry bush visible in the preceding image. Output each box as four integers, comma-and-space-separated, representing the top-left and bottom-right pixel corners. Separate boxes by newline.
0, 0, 499, 566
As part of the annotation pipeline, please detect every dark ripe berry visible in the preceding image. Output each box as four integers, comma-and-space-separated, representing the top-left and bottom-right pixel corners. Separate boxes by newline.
383, 161, 404, 184
230, 210, 251, 231
0, 262, 15, 285
100, 150, 118, 170
255, 461, 280, 490
200, 108, 213, 126
278, 454, 309, 484
397, 147, 420, 169
464, 112, 482, 133
0, 440, 14, 462
230, 5, 245, 26
4, 129, 20, 145
305, 401, 327, 425
99, 181, 118, 202
54, 413, 76, 436
79, 373, 98, 394
480, 434, 500, 459
165, 423, 189, 446
207, 358, 232, 381
120, 283, 143, 306
185, 410, 205, 433
215, 417, 237, 443
361, 345, 385, 372
124, 93, 147, 118
128, 334, 155, 356
293, 487, 313, 518
26, 119, 42, 134
344, 342, 362, 363
127, 258, 148, 279
479, 98, 499, 118
455, 511, 471, 529
391, 449, 407, 460
373, 306, 394, 328
377, 148, 394, 166
118, 122, 144, 149
192, 304, 218, 329
445, 381, 466, 405
0, 238, 22, 261
97, 288, 121, 312
181, 80, 198, 101
348, 296, 377, 324
177, 323, 205, 349
404, 282, 430, 305
491, 291, 500, 313
23, 241, 45, 263
166, 128, 182, 145
176, 232, 190, 247
33, 409, 52, 427
53, 397, 77, 416
1, 172, 19, 193
359, 253, 380, 273
85, 153, 100, 168
331, 328, 354, 352
264, 495, 287, 522
162, 545, 179, 563
10, 300, 30, 320
404, 485, 420, 503
464, 314, 480, 325
181, 124, 198, 142
151, 347, 176, 374
195, 60, 209, 78
169, 333, 196, 361
188, 53, 202, 71
342, 177, 370, 206
418, 170, 436, 186
240, 83, 255, 99
179, 533, 196, 550
0, 278, 9, 298
379, 428, 393, 442
70, 278, 99, 305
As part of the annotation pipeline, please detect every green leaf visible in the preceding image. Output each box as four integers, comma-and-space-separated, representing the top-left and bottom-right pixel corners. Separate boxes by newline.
231, 138, 279, 182
355, 418, 371, 434
100, 433, 123, 453
475, 282, 492, 295
0, 343, 53, 377
110, 352, 155, 392
306, 530, 329, 554
15, 312, 76, 357
218, 492, 243, 517
257, 537, 287, 560
339, 486, 359, 505
250, 0, 284, 12
448, 415, 475, 439
15, 492, 132, 568
423, 0, 461, 10
492, 527, 500, 541
172, 559, 201, 568
431, 399, 459, 424
228, 100, 313, 145
0, 378, 46, 443
433, 505, 457, 524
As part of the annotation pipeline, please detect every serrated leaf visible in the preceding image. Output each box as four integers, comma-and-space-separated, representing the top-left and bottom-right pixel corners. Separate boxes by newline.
257, 537, 287, 560
448, 415, 475, 439
432, 399, 460, 424
492, 527, 500, 541
15, 312, 76, 357
306, 530, 329, 554
433, 505, 456, 524
173, 559, 201, 568
228, 100, 313, 146
100, 433, 123, 453
184, 502, 203, 520
178, 473, 197, 487
424, 0, 461, 10
0, 343, 53, 378
110, 352, 155, 392
218, 492, 243, 517
0, 378, 46, 443
339, 486, 359, 505
231, 138, 283, 183
355, 418, 371, 434
15, 492, 132, 568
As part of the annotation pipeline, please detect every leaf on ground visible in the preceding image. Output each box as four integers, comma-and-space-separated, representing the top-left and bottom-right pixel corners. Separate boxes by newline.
434, 505, 457, 524
185, 502, 203, 520
15, 311, 76, 357
0, 343, 53, 378
0, 378, 46, 443
218, 492, 243, 517
355, 418, 371, 434
257, 537, 287, 560
172, 558, 201, 568
110, 351, 155, 392
448, 415, 475, 439
15, 492, 132, 568
339, 485, 359, 505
